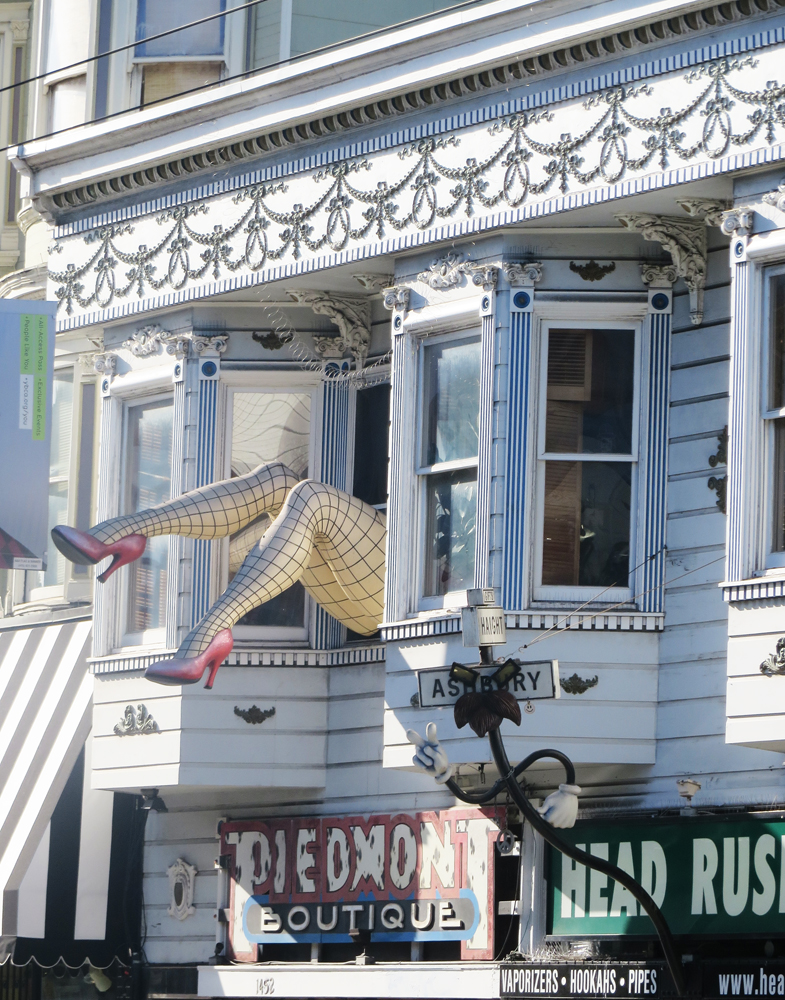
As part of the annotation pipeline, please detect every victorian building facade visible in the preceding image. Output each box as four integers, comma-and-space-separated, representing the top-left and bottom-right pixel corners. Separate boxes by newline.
5, 0, 785, 997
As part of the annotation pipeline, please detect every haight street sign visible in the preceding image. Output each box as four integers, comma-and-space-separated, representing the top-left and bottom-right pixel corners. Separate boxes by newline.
417, 661, 559, 709
220, 808, 503, 962
549, 815, 785, 937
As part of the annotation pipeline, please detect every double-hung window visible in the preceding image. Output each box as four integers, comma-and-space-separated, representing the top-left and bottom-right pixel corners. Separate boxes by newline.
224, 386, 314, 642
535, 323, 638, 602
764, 266, 785, 568
134, 0, 226, 107
121, 397, 173, 643
418, 333, 481, 604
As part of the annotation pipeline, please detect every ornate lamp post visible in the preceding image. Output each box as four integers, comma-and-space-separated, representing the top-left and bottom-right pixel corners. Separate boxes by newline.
408, 596, 686, 997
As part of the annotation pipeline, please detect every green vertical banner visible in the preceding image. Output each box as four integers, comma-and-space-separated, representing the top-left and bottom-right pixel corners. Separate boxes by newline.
0, 301, 57, 569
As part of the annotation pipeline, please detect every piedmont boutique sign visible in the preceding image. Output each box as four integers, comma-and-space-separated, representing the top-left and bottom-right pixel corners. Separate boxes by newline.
550, 816, 785, 936
221, 808, 502, 961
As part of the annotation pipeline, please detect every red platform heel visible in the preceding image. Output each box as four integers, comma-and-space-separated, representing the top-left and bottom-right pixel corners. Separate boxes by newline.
145, 629, 234, 690
51, 526, 147, 582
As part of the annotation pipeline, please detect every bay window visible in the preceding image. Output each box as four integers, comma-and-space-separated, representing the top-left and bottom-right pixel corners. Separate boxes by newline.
419, 334, 481, 602
536, 324, 637, 601
122, 397, 173, 641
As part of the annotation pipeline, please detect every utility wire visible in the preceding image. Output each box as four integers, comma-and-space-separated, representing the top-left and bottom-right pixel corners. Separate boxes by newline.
5, 0, 492, 158
3, 0, 271, 99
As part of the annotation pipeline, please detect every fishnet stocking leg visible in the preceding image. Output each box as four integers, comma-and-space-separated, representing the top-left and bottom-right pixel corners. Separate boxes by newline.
91, 462, 300, 543
177, 481, 386, 656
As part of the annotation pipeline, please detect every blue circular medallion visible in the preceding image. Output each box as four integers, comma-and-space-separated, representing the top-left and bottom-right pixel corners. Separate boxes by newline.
513, 290, 531, 309
651, 292, 669, 311
735, 240, 745, 258
201, 361, 217, 377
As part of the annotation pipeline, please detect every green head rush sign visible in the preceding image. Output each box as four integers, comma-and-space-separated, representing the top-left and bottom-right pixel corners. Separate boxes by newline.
549, 815, 785, 937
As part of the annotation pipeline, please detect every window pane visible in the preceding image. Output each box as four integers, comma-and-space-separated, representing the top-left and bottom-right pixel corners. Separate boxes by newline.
136, 0, 224, 57
125, 400, 173, 633
353, 383, 390, 507
424, 469, 476, 596
542, 461, 631, 588
773, 419, 785, 552
230, 392, 311, 629
423, 338, 481, 465
770, 273, 785, 410
141, 63, 221, 106
545, 329, 634, 454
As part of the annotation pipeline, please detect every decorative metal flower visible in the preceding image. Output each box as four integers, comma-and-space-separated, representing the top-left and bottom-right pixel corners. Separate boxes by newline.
450, 659, 523, 737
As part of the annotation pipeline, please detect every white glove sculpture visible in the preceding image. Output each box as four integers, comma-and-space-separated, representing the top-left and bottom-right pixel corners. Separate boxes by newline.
406, 722, 453, 784
536, 783, 581, 828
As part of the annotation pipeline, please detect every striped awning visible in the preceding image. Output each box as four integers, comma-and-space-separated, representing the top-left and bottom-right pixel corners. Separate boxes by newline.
0, 618, 94, 960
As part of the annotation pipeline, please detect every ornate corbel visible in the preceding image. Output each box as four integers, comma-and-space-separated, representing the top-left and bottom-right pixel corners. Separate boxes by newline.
761, 638, 785, 677
288, 290, 371, 366
353, 273, 394, 291
676, 198, 730, 228
617, 214, 708, 325
503, 261, 543, 286
720, 208, 755, 237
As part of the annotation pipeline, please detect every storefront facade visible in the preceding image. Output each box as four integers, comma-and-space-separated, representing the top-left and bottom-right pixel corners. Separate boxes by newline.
8, 0, 785, 996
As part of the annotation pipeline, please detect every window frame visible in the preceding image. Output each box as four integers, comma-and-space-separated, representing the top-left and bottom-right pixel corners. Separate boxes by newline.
415, 326, 482, 612
760, 262, 785, 571
117, 389, 175, 649
220, 371, 320, 646
531, 313, 643, 606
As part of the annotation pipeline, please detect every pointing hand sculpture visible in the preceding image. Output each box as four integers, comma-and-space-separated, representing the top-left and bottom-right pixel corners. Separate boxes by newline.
52, 461, 386, 688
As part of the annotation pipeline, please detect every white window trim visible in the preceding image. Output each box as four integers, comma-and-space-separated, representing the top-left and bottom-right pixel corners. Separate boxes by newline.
529, 306, 646, 608
117, 388, 175, 649
415, 327, 482, 612
757, 260, 785, 572
220, 369, 321, 645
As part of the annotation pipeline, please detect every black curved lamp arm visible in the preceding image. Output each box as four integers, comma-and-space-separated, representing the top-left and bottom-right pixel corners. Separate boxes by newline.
486, 729, 686, 998
443, 748, 577, 805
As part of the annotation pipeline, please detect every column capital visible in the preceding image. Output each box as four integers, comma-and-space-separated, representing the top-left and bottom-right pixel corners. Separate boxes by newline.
503, 261, 544, 286
640, 264, 678, 288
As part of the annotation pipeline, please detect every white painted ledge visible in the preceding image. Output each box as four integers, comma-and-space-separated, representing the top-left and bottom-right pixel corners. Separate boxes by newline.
197, 962, 499, 999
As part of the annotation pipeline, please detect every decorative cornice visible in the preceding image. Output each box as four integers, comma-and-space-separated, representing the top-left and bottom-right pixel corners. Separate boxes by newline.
617, 214, 708, 324
353, 273, 394, 291
287, 290, 371, 365
720, 207, 754, 236
381, 609, 664, 641
676, 197, 730, 227
503, 261, 543, 286
640, 263, 679, 287
44, 0, 785, 217
122, 327, 225, 358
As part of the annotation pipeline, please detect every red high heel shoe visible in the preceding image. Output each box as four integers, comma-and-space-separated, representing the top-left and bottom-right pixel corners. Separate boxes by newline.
51, 526, 147, 583
144, 629, 234, 690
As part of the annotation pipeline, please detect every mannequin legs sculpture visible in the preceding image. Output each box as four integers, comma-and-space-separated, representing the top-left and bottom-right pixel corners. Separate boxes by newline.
52, 462, 386, 687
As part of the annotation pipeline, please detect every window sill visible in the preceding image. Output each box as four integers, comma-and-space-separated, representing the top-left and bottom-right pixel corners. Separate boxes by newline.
722, 575, 785, 602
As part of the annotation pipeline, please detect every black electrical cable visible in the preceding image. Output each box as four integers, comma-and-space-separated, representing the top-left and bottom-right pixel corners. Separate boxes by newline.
5, 0, 495, 158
